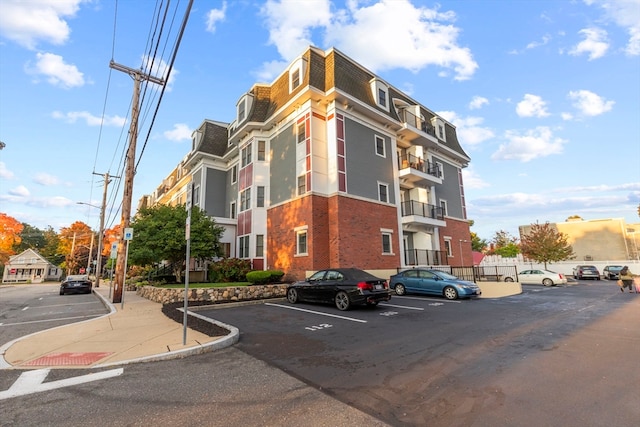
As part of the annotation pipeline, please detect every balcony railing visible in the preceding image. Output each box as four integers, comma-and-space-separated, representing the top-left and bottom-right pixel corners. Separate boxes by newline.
401, 200, 444, 221
398, 154, 441, 178
398, 109, 436, 137
404, 249, 448, 266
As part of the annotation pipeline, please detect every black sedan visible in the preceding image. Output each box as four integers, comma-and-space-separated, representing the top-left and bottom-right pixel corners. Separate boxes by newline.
60, 275, 93, 295
286, 268, 391, 311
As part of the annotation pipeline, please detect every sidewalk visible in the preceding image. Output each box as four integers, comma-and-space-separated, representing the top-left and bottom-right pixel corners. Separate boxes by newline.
0, 286, 238, 370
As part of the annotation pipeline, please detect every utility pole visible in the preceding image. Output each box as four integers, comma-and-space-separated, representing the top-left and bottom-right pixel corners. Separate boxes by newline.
93, 172, 118, 288
110, 60, 164, 303
68, 232, 76, 276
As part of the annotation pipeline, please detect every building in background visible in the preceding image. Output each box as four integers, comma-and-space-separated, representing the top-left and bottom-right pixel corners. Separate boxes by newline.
141, 47, 472, 280
2, 248, 62, 283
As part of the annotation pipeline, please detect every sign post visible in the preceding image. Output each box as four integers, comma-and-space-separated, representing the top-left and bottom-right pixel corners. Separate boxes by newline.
109, 242, 118, 299
183, 182, 193, 345
122, 228, 133, 309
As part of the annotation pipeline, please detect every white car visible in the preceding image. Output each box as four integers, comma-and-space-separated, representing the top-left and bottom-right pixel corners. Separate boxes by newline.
518, 269, 567, 286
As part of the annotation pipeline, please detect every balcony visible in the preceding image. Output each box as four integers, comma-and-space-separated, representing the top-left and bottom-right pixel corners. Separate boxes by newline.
400, 200, 446, 230
398, 154, 442, 186
396, 109, 439, 149
403, 249, 448, 266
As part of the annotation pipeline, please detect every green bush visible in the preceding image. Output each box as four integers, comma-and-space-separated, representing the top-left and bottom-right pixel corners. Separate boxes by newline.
246, 270, 285, 285
209, 258, 252, 282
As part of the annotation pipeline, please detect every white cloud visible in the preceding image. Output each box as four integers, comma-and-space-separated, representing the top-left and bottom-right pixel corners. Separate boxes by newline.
27, 196, 74, 208
206, 2, 227, 33
0, 0, 86, 49
142, 55, 177, 91
526, 34, 551, 50
34, 173, 59, 186
259, 0, 478, 81
164, 124, 192, 142
491, 126, 567, 162
9, 185, 30, 197
51, 111, 127, 127
568, 89, 614, 116
561, 112, 574, 121
26, 52, 85, 88
0, 162, 14, 179
438, 111, 494, 147
462, 167, 490, 189
585, 0, 640, 56
516, 94, 550, 118
569, 27, 609, 60
468, 96, 489, 110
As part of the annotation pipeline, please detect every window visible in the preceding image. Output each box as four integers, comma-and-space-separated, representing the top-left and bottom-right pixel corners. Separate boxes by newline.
239, 236, 250, 258
256, 234, 264, 257
193, 185, 200, 207
238, 100, 246, 123
297, 122, 305, 143
220, 243, 231, 258
375, 135, 385, 157
257, 140, 266, 161
440, 199, 448, 216
257, 186, 265, 207
378, 182, 389, 203
297, 175, 307, 196
378, 88, 387, 108
438, 124, 444, 139
231, 164, 237, 184
296, 230, 308, 255
230, 201, 236, 219
436, 161, 444, 179
444, 239, 452, 257
289, 58, 306, 92
240, 188, 251, 211
241, 143, 252, 167
382, 233, 392, 254
291, 68, 300, 90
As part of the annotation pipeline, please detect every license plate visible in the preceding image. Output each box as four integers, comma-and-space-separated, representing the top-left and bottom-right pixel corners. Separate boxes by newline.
375, 284, 383, 290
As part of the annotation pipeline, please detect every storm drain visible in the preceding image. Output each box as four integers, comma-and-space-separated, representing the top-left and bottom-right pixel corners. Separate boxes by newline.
23, 352, 113, 366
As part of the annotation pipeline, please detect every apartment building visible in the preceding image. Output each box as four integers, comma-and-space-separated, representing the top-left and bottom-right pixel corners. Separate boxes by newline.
142, 46, 472, 281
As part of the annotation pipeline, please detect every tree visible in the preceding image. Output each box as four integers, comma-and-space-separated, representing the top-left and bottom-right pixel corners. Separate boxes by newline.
490, 230, 520, 257
470, 232, 487, 252
58, 221, 93, 274
128, 204, 224, 283
520, 222, 575, 269
41, 226, 62, 264
0, 213, 23, 264
13, 223, 46, 252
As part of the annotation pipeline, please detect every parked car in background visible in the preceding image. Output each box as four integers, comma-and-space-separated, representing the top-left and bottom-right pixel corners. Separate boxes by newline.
286, 268, 391, 311
603, 265, 624, 280
518, 269, 567, 286
573, 265, 600, 280
389, 268, 481, 300
60, 275, 93, 295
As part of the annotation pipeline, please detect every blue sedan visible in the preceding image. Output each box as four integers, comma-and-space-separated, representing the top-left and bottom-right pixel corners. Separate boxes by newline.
389, 269, 481, 300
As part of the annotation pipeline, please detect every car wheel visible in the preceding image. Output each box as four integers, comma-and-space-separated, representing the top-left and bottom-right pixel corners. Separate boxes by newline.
286, 288, 299, 304
504, 277, 514, 282
443, 286, 458, 300
335, 291, 351, 311
394, 284, 406, 296
542, 278, 553, 286
59, 289, 64, 295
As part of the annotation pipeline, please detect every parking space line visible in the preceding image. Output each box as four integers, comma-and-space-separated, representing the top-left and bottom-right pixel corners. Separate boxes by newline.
265, 303, 367, 323
379, 303, 424, 310
0, 314, 103, 328
393, 296, 462, 303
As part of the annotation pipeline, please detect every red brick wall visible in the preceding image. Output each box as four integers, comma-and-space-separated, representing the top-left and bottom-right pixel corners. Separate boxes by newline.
439, 218, 472, 266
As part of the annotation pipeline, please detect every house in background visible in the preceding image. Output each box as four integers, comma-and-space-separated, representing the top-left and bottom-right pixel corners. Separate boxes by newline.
519, 217, 640, 261
141, 46, 473, 280
2, 248, 62, 283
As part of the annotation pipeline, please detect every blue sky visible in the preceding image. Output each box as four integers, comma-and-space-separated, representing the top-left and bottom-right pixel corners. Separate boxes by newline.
0, 0, 639, 241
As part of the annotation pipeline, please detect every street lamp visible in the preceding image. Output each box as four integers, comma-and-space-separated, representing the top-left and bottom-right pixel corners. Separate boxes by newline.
459, 239, 469, 266
77, 201, 105, 288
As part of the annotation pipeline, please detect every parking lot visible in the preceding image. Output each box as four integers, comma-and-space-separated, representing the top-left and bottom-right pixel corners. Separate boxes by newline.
196, 281, 640, 426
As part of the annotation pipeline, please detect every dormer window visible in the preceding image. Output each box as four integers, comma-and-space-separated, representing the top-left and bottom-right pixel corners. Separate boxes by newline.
289, 57, 307, 93
236, 94, 254, 125
370, 78, 390, 112
431, 117, 447, 143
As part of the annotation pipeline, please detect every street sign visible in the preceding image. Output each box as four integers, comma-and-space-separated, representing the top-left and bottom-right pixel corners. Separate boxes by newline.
124, 228, 133, 241
110, 243, 118, 259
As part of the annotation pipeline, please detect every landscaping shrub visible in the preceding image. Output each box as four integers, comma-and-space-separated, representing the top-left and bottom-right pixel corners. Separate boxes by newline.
246, 270, 285, 285
209, 258, 252, 282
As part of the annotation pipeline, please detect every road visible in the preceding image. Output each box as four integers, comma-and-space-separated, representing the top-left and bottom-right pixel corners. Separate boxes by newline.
1, 280, 638, 426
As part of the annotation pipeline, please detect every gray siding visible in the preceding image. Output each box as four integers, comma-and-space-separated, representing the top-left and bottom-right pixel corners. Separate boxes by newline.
270, 124, 297, 204
204, 167, 227, 217
344, 118, 395, 203
225, 166, 238, 217
433, 156, 463, 218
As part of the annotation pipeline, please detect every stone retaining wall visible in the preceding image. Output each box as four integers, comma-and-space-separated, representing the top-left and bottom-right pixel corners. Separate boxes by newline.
136, 284, 288, 305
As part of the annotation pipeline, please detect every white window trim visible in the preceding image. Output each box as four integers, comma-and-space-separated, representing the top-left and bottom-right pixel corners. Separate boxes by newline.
230, 201, 236, 219
231, 164, 238, 184
381, 228, 394, 255
369, 78, 390, 112
289, 58, 307, 93
435, 161, 444, 179
295, 225, 309, 257
374, 135, 385, 157
440, 199, 448, 217
378, 182, 389, 203
297, 174, 307, 196
444, 238, 453, 257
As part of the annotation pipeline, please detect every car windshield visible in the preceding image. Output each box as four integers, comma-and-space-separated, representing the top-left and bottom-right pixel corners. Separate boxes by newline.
608, 266, 623, 271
